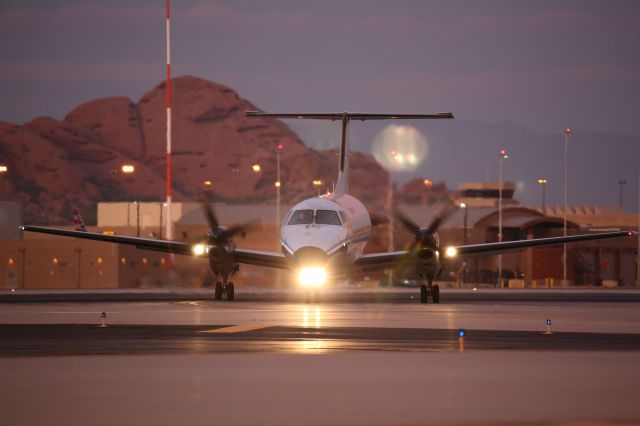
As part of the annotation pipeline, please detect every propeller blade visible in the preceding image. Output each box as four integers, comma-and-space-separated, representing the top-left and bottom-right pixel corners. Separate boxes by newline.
220, 225, 246, 240
199, 192, 219, 230
425, 198, 456, 234
392, 209, 421, 235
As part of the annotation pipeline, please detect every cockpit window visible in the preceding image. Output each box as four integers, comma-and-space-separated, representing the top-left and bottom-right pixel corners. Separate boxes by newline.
287, 209, 314, 225
315, 210, 342, 225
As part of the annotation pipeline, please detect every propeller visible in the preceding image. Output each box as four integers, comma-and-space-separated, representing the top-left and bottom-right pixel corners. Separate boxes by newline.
198, 192, 258, 245
392, 197, 457, 248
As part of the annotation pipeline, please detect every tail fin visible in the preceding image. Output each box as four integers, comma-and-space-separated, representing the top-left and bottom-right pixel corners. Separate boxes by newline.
245, 111, 454, 197
72, 209, 87, 232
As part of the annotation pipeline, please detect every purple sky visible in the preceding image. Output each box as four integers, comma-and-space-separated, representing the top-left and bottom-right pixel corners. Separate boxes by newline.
1, 1, 639, 134
1, 1, 639, 208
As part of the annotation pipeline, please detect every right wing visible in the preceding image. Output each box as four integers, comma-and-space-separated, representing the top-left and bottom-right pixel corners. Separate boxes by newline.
21, 226, 193, 256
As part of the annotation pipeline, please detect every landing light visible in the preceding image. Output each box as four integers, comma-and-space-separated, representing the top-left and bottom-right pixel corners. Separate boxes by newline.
298, 267, 327, 288
192, 243, 206, 256
445, 246, 458, 258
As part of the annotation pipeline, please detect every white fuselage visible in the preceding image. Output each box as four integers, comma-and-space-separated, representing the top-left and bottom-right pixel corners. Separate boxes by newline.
280, 193, 371, 264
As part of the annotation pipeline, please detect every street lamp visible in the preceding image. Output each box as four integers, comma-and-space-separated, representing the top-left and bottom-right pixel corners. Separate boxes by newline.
563, 127, 572, 286
121, 164, 135, 174
498, 149, 508, 286
537, 178, 548, 210
0, 165, 7, 196
111, 164, 136, 201
276, 144, 283, 229
312, 179, 323, 196
252, 164, 261, 173
423, 178, 433, 207
460, 202, 468, 283
203, 180, 212, 188
618, 179, 627, 208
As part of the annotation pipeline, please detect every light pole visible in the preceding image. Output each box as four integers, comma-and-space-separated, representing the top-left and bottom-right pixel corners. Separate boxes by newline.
460, 202, 468, 283
618, 179, 627, 208
0, 165, 7, 197
563, 128, 572, 286
537, 178, 548, 210
275, 144, 282, 229
498, 149, 508, 286
423, 178, 433, 207
312, 180, 323, 196
251, 164, 261, 204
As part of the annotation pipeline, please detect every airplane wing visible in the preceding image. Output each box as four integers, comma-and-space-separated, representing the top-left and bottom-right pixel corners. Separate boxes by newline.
448, 230, 633, 257
353, 230, 633, 271
20, 225, 289, 269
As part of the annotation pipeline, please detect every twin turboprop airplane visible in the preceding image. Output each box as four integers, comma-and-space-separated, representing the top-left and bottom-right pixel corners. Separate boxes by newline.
21, 111, 633, 302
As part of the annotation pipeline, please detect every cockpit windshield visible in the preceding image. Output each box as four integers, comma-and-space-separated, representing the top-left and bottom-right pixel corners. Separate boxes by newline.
288, 209, 314, 225
315, 210, 342, 225
286, 209, 342, 226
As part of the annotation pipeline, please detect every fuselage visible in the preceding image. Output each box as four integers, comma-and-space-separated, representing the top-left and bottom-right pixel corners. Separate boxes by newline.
280, 193, 371, 267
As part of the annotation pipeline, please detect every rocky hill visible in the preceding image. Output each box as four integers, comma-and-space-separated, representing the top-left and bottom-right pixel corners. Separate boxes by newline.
0, 76, 396, 225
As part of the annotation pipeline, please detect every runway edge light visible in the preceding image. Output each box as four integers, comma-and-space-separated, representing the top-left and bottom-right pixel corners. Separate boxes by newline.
99, 311, 107, 328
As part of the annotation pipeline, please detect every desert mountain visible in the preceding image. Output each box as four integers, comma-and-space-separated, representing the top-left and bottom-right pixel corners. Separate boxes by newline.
0, 76, 406, 225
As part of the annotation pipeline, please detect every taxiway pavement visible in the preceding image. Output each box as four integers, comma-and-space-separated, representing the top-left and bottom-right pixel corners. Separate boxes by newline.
2, 288, 640, 425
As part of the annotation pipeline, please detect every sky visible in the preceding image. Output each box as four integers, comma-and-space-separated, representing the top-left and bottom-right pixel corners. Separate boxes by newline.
1, 0, 639, 207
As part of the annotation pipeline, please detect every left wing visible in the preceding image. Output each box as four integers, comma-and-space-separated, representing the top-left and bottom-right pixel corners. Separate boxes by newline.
448, 230, 633, 257
20, 226, 289, 269
353, 230, 633, 271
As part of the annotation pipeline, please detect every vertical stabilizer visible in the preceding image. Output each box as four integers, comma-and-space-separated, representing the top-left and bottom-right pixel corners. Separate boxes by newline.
334, 113, 350, 196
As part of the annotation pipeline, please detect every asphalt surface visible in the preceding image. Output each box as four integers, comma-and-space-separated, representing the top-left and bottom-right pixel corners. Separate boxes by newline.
3, 323, 640, 357
3, 286, 640, 303
3, 289, 640, 425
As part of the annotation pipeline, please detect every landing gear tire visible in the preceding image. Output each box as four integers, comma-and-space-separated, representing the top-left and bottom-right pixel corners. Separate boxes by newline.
226, 282, 235, 301
432, 284, 440, 304
420, 284, 428, 303
214, 282, 222, 300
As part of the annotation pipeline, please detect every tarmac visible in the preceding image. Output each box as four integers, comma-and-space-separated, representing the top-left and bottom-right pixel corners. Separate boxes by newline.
1, 287, 640, 425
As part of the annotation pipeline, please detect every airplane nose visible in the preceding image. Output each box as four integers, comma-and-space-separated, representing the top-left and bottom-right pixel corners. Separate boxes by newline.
293, 246, 328, 267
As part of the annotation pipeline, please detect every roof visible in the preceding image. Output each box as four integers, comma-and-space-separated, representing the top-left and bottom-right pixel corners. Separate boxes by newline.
177, 203, 293, 226
398, 205, 580, 230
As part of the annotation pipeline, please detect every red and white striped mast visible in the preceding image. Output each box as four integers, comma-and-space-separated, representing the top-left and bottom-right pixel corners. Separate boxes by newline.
165, 0, 173, 242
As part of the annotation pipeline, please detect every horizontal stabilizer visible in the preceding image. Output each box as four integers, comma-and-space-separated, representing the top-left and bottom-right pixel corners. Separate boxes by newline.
246, 111, 454, 121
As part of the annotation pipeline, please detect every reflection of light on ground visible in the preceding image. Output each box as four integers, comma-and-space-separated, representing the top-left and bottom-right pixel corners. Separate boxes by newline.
302, 306, 322, 328
372, 124, 429, 172
288, 339, 344, 354
296, 305, 329, 352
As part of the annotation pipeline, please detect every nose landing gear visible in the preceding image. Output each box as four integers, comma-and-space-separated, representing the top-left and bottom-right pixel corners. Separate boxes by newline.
214, 281, 235, 301
420, 276, 440, 304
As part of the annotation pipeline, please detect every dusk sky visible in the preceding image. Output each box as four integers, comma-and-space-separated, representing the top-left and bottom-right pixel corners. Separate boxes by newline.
1, 1, 639, 207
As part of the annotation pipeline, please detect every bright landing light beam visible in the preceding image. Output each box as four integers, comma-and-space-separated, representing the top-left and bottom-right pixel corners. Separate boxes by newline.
298, 267, 328, 287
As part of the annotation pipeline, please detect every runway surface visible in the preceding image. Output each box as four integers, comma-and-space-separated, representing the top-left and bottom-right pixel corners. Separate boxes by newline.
2, 288, 640, 425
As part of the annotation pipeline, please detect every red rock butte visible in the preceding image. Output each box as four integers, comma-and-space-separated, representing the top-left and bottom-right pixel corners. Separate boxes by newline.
0, 76, 393, 225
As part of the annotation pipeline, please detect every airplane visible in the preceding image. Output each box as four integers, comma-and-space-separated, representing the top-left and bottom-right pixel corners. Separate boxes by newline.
21, 111, 634, 303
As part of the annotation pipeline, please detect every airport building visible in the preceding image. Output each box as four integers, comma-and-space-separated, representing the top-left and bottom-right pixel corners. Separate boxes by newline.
1, 185, 638, 289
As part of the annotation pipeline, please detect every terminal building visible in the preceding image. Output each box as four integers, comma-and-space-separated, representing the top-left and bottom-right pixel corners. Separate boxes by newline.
1, 181, 638, 289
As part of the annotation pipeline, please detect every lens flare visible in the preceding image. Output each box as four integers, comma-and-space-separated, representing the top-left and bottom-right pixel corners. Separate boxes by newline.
372, 124, 428, 172
298, 267, 328, 287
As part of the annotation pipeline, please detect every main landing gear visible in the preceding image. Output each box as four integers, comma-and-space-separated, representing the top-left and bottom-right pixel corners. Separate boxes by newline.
214, 282, 235, 301
420, 278, 440, 304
